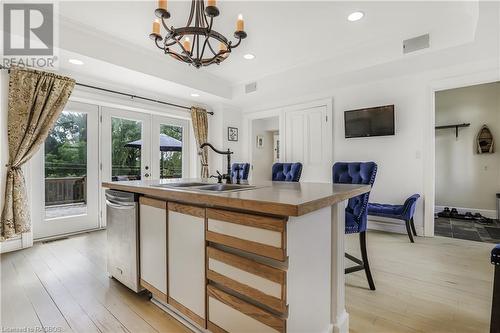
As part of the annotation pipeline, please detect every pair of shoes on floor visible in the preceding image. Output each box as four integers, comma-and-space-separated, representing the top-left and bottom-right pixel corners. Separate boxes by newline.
438, 207, 451, 218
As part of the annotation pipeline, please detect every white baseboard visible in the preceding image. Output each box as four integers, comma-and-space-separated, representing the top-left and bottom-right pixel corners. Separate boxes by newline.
435, 205, 497, 219
368, 218, 424, 236
329, 311, 349, 333
0, 235, 22, 253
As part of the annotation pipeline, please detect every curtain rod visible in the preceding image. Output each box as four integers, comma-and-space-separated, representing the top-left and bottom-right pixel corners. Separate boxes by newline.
0, 65, 214, 115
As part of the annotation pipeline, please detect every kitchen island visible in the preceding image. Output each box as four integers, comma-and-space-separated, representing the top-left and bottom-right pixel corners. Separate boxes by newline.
102, 179, 370, 333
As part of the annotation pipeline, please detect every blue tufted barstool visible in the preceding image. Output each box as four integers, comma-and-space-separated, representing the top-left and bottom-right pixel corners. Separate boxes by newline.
231, 163, 250, 181
491, 244, 500, 333
272, 163, 303, 182
368, 194, 420, 243
333, 162, 378, 290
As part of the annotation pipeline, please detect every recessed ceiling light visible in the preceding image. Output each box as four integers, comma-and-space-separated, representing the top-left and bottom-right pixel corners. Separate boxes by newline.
243, 53, 255, 60
347, 11, 364, 22
190, 93, 200, 97
68, 58, 84, 65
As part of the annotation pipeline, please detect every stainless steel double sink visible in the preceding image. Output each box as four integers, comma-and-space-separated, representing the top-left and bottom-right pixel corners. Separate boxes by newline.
151, 182, 255, 193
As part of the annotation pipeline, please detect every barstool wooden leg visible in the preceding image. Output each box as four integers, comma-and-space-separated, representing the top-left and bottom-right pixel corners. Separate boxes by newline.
360, 231, 376, 291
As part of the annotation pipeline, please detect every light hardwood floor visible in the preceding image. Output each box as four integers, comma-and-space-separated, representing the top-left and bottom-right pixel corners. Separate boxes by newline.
1, 230, 494, 333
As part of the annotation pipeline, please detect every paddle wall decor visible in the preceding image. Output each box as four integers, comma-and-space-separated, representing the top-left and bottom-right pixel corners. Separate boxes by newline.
476, 125, 494, 154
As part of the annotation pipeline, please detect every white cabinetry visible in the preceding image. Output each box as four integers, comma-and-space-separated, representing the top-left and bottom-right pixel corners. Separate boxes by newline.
139, 197, 167, 301
167, 202, 206, 328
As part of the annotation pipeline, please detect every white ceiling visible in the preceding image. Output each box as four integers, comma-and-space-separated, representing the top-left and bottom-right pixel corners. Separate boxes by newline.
59, 1, 479, 84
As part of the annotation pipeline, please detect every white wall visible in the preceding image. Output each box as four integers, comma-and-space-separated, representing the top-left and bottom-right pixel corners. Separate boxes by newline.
435, 82, 500, 212
245, 66, 499, 236
241, 64, 499, 236
208, 105, 243, 176
251, 117, 279, 181
222, 107, 244, 164
237, 1, 499, 236
332, 76, 426, 233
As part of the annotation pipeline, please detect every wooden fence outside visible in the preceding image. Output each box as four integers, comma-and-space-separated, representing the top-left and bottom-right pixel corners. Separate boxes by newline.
45, 177, 86, 206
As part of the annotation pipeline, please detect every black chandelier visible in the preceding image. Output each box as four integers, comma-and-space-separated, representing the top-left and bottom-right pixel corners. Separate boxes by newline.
149, 0, 247, 68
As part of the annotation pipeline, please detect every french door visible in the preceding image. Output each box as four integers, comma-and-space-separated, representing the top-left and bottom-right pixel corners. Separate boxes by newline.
32, 104, 190, 239
101, 108, 190, 182
101, 108, 152, 184
32, 101, 100, 239
151, 115, 190, 180
101, 107, 190, 226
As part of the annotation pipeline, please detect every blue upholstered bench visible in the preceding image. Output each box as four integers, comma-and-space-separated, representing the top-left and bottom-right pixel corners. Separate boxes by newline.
492, 244, 500, 333
367, 194, 420, 243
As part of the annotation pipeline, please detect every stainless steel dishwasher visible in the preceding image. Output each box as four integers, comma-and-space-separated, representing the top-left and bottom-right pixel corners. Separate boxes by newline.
105, 189, 142, 292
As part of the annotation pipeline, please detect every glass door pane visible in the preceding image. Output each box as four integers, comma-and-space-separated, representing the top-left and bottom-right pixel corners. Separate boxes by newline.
111, 117, 143, 181
44, 111, 88, 219
159, 124, 183, 179
152, 115, 189, 180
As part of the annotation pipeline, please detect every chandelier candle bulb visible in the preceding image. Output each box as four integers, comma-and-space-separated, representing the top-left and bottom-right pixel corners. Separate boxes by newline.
236, 14, 244, 31
183, 38, 191, 53
152, 19, 160, 34
158, 0, 167, 9
219, 42, 229, 57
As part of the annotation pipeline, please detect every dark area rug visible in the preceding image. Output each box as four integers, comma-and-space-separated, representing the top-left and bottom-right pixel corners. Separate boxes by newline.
485, 227, 500, 239
435, 217, 500, 243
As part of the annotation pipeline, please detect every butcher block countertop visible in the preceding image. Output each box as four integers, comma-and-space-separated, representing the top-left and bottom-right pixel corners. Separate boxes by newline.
102, 179, 370, 217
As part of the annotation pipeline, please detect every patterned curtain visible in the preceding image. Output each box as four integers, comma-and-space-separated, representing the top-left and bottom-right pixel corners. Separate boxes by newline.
191, 107, 209, 178
1, 67, 75, 240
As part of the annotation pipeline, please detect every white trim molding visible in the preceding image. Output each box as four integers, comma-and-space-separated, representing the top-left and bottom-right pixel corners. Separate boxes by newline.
0, 235, 22, 253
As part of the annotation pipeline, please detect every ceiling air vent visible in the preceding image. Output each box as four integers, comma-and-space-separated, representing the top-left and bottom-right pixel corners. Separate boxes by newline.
403, 34, 430, 54
245, 82, 257, 94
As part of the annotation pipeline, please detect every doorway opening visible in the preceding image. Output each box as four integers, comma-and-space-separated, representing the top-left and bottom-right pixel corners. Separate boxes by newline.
434, 81, 500, 243
251, 116, 279, 181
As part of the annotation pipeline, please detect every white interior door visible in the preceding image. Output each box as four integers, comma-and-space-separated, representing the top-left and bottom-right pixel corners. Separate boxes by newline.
32, 101, 100, 239
284, 105, 332, 182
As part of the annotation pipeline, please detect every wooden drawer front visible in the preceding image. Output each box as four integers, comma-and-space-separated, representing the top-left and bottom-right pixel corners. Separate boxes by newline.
207, 247, 286, 313
206, 209, 286, 261
207, 285, 285, 333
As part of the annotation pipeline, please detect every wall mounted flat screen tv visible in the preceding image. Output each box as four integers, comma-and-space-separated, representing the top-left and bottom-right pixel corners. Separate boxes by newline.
344, 105, 395, 138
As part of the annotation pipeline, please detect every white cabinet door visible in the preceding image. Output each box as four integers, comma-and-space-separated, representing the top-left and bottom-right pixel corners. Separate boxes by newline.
168, 203, 206, 328
284, 104, 332, 182
139, 197, 167, 300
